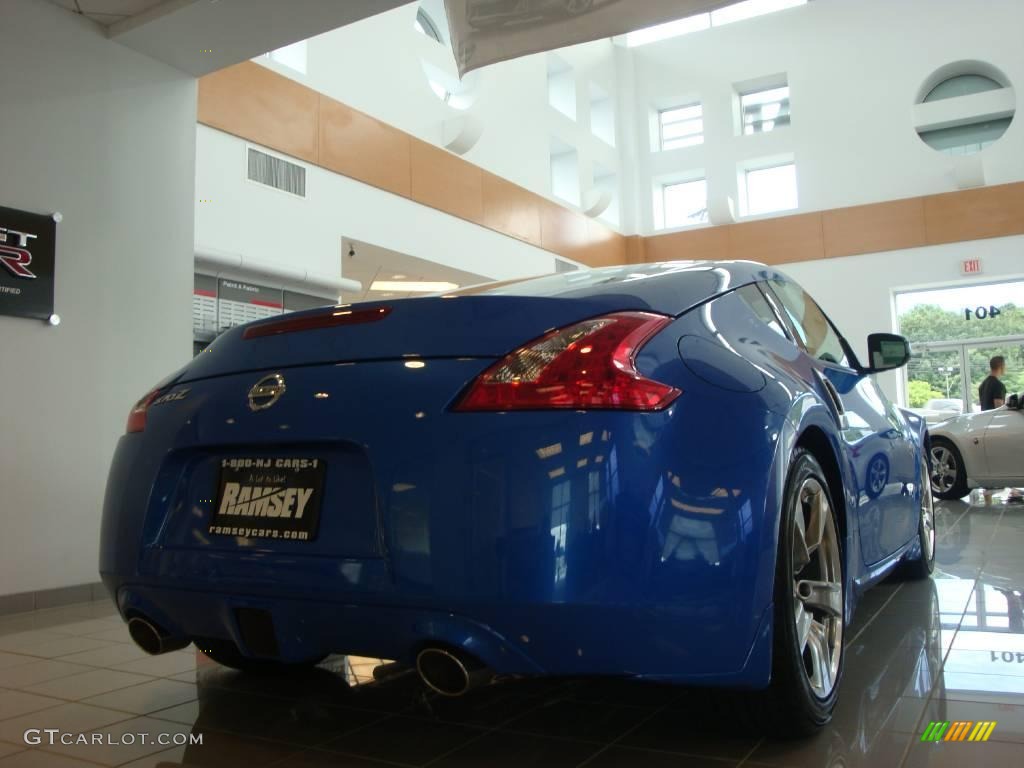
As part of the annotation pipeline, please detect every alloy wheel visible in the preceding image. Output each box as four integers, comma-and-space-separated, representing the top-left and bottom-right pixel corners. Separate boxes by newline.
929, 445, 957, 494
792, 477, 844, 699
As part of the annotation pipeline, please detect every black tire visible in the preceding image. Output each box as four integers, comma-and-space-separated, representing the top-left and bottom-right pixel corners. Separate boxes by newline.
929, 438, 968, 500
728, 449, 845, 736
198, 639, 325, 674
900, 455, 936, 580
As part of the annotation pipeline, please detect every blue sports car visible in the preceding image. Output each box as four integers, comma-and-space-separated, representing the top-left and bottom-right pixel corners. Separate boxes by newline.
100, 260, 934, 734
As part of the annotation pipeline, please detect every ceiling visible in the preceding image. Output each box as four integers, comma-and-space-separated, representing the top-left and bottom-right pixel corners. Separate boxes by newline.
341, 238, 490, 303
49, 0, 411, 77
47, 0, 168, 27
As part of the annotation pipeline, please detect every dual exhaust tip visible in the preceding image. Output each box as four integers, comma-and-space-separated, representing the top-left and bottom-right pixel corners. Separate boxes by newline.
128, 617, 489, 698
127, 617, 189, 656
415, 646, 492, 697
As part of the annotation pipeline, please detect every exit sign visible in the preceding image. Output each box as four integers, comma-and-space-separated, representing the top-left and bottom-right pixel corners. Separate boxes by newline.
961, 258, 983, 275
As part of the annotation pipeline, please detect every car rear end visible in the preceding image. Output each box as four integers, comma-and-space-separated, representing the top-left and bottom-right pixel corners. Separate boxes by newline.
100, 264, 781, 685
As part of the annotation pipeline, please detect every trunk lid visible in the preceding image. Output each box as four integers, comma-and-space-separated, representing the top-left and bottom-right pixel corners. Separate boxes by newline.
179, 294, 659, 383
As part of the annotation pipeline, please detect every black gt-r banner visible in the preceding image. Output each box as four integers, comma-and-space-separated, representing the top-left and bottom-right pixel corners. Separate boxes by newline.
0, 205, 57, 321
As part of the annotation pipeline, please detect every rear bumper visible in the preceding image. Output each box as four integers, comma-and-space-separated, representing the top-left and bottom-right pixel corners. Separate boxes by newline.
100, 354, 789, 688
108, 580, 773, 687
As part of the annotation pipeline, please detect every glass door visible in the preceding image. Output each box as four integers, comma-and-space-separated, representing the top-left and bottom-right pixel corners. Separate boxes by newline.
895, 278, 1024, 411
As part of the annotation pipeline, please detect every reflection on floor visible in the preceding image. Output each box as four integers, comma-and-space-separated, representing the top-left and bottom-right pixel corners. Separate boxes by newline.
1, 497, 1023, 766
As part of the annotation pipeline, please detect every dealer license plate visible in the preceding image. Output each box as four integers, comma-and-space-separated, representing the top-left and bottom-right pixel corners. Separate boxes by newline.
209, 457, 325, 542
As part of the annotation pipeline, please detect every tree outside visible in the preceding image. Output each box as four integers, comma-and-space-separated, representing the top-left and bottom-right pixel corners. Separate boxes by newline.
900, 302, 1024, 408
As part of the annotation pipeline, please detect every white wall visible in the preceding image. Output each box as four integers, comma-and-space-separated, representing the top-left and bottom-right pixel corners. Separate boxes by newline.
779, 235, 1024, 402
195, 127, 558, 285
259, 3, 626, 230
257, 0, 1024, 240
629, 0, 1024, 234
0, 0, 196, 596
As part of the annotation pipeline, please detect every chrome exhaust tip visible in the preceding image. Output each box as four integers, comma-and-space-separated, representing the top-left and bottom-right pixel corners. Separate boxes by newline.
127, 617, 189, 655
415, 647, 490, 697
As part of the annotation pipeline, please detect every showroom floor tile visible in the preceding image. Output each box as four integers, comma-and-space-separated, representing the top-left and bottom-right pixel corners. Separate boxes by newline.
1, 496, 1022, 766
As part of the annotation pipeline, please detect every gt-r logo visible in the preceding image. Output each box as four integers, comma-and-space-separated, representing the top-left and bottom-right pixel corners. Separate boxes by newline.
0, 227, 38, 279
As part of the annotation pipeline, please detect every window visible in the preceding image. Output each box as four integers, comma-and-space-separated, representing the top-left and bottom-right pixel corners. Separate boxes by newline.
917, 73, 1014, 155
663, 179, 708, 228
416, 8, 453, 104
737, 284, 789, 339
925, 74, 1002, 102
769, 280, 849, 366
659, 104, 703, 150
741, 85, 790, 134
744, 162, 797, 215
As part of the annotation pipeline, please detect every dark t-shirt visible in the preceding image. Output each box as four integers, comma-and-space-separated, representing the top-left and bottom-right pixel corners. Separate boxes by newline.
979, 375, 1007, 411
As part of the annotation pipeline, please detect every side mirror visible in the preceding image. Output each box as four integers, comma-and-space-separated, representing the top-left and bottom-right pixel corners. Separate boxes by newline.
863, 333, 911, 373
1007, 393, 1021, 410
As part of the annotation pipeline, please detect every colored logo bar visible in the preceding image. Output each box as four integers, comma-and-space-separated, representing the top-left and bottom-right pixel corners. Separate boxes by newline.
921, 721, 997, 742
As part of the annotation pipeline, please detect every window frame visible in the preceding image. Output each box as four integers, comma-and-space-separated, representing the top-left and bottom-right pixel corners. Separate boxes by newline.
744, 282, 793, 341
658, 103, 704, 151
739, 85, 791, 135
756, 282, 793, 340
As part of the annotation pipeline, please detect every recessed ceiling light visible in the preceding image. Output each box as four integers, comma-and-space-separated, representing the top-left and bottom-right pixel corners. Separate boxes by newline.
392, 274, 407, 279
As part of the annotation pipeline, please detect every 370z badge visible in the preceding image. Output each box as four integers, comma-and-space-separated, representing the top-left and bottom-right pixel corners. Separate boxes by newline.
209, 457, 325, 542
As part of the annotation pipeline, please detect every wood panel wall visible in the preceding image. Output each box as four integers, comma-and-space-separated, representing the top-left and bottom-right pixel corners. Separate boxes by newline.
197, 62, 627, 267
198, 62, 1024, 271
648, 183, 1024, 266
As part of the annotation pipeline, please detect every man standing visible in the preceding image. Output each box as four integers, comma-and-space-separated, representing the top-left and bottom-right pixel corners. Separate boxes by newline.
979, 355, 1007, 411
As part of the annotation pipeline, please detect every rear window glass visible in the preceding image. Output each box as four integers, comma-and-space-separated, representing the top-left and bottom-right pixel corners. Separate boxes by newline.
736, 284, 789, 339
769, 279, 850, 367
445, 262, 714, 298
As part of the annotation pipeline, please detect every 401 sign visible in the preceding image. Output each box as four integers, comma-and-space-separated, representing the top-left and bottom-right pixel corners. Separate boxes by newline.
964, 305, 1002, 321
0, 205, 58, 322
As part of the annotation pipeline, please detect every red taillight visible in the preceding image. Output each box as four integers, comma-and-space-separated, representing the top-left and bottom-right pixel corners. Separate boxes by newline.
242, 306, 392, 339
126, 389, 160, 434
454, 312, 680, 412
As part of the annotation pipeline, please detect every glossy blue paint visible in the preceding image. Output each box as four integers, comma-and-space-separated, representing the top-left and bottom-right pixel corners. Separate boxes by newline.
100, 261, 925, 687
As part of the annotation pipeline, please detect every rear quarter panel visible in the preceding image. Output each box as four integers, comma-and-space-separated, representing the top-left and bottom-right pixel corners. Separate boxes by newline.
931, 411, 995, 481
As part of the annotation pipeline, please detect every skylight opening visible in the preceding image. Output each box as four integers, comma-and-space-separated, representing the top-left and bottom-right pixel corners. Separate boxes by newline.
626, 0, 807, 48
626, 14, 710, 48
711, 0, 807, 27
